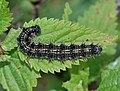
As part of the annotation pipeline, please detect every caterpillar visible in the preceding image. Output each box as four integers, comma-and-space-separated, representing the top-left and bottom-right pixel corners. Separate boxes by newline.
17, 25, 102, 60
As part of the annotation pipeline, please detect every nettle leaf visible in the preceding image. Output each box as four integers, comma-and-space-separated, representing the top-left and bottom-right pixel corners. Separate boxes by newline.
14, 17, 115, 73
78, 0, 117, 55
62, 2, 72, 22
98, 57, 120, 90
0, 55, 10, 62
18, 50, 80, 73
107, 57, 120, 70
78, 0, 117, 34
24, 18, 115, 48
2, 28, 21, 51
77, 0, 118, 81
0, 0, 13, 35
0, 0, 8, 8
62, 67, 89, 91
63, 74, 84, 91
63, 62, 89, 91
0, 55, 40, 91
88, 54, 114, 82
98, 68, 120, 91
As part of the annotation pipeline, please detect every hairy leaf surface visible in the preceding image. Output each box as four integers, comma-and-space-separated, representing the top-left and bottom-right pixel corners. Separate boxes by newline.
78, 0, 118, 81
78, 0, 117, 55
0, 0, 12, 35
2, 28, 21, 51
98, 68, 120, 91
62, 67, 89, 91
62, 2, 72, 22
17, 17, 116, 73
2, 17, 116, 74
0, 55, 40, 91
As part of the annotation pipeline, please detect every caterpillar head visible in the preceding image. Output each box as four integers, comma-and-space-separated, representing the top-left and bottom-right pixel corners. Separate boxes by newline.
92, 45, 102, 55
31, 25, 41, 35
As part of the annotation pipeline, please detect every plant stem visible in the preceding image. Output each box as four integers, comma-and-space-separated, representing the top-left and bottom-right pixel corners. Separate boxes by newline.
31, 0, 45, 18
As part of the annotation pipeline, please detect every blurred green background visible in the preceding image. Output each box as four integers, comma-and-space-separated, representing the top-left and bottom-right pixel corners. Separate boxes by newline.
7, 0, 97, 25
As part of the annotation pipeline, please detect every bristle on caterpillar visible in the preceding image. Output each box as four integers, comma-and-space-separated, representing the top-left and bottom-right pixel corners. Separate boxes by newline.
17, 25, 102, 60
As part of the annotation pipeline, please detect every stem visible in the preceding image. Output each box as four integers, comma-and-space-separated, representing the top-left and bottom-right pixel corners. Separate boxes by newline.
34, 4, 40, 18
31, 0, 45, 19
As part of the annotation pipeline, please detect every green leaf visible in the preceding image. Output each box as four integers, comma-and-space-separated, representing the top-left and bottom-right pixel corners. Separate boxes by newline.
62, 2, 72, 22
78, 0, 117, 55
87, 54, 117, 83
63, 62, 89, 90
16, 17, 115, 74
2, 28, 21, 51
63, 75, 84, 91
106, 57, 120, 70
77, 0, 118, 82
62, 66, 89, 91
24, 18, 115, 48
78, 0, 117, 35
0, 55, 10, 62
34, 74, 65, 91
0, 0, 8, 8
98, 68, 120, 91
98, 57, 120, 90
0, 0, 13, 35
18, 50, 80, 73
0, 55, 40, 91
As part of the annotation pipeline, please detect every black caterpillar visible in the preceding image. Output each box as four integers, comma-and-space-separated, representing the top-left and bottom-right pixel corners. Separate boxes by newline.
17, 25, 102, 60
